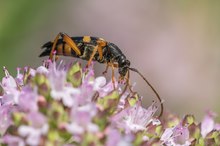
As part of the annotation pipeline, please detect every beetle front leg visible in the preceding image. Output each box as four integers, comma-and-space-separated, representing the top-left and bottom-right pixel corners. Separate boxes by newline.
111, 64, 116, 90
102, 64, 109, 75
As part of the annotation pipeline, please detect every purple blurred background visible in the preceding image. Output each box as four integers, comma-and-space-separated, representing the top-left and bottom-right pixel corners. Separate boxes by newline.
0, 1, 220, 119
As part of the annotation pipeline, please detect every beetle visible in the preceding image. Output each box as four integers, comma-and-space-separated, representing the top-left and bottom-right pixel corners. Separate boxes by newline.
39, 32, 163, 117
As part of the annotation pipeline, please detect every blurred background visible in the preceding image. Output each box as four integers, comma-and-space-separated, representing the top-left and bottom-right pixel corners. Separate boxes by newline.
0, 0, 220, 120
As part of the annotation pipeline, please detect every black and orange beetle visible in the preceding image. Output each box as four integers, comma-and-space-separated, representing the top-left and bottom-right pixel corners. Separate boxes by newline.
39, 32, 163, 117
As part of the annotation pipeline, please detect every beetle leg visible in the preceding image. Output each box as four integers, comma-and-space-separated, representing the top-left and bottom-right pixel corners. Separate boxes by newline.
111, 63, 116, 90
50, 34, 60, 60
119, 70, 130, 96
124, 71, 133, 93
103, 63, 109, 75
61, 33, 81, 56
103, 62, 118, 75
97, 39, 107, 60
109, 62, 119, 89
87, 45, 98, 67
126, 74, 133, 93
87, 39, 107, 67
112, 63, 118, 68
97, 45, 103, 60
103, 62, 116, 89
49, 32, 81, 60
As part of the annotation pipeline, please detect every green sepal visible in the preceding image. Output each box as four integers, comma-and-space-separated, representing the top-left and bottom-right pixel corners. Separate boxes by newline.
81, 133, 102, 146
97, 91, 119, 115
183, 114, 195, 126
48, 101, 69, 129
128, 94, 139, 106
133, 132, 146, 146
12, 112, 26, 126
67, 62, 82, 87
48, 130, 60, 142
32, 73, 50, 97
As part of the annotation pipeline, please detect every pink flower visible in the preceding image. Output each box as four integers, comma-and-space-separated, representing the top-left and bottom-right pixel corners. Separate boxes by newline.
1, 67, 20, 105
201, 110, 217, 138
111, 101, 158, 133
65, 103, 99, 136
18, 112, 48, 146
15, 67, 24, 86
36, 66, 49, 74
0, 105, 14, 135
18, 124, 48, 146
3, 59, 220, 145
1, 67, 17, 92
161, 123, 190, 146
48, 61, 80, 107
1, 135, 25, 146
18, 87, 38, 112
106, 128, 133, 146
97, 77, 118, 97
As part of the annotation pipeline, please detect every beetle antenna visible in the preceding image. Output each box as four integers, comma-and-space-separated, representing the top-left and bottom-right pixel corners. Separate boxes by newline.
129, 67, 163, 117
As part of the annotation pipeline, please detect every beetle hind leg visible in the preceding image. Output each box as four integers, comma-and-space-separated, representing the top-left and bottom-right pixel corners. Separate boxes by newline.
49, 32, 81, 60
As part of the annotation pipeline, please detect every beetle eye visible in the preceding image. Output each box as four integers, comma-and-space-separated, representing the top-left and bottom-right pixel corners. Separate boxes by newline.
122, 60, 126, 65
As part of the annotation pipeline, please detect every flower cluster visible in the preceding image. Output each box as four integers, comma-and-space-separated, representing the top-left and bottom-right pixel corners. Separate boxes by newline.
0, 60, 220, 146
